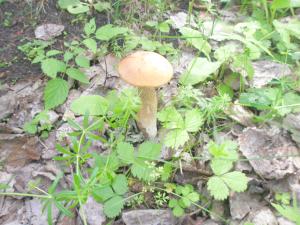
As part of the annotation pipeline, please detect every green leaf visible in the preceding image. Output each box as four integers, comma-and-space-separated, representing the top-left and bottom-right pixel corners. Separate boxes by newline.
83, 38, 97, 53
137, 141, 161, 161
92, 186, 115, 202
71, 95, 108, 116
168, 199, 178, 208
41, 58, 66, 78
207, 176, 229, 200
112, 175, 128, 195
131, 158, 155, 181
180, 27, 211, 57
58, 0, 80, 9
103, 195, 124, 218
221, 171, 248, 193
84, 18, 96, 36
272, 203, 300, 222
64, 51, 73, 62
180, 57, 221, 85
23, 122, 38, 134
271, 0, 291, 9
164, 129, 189, 149
67, 3, 89, 14
96, 24, 128, 41
187, 192, 200, 202
44, 78, 69, 110
116, 142, 135, 164
46, 50, 62, 57
210, 158, 233, 175
94, 2, 111, 12
157, 106, 184, 129
184, 109, 203, 132
66, 68, 89, 84
172, 205, 184, 217
158, 21, 170, 33
75, 55, 90, 68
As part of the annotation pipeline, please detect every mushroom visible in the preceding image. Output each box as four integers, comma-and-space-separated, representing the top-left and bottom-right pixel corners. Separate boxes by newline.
118, 51, 173, 138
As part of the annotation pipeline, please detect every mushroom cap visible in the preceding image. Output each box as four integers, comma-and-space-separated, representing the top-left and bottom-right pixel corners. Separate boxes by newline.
118, 51, 173, 87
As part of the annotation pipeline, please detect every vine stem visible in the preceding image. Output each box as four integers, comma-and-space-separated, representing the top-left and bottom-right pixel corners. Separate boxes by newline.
0, 192, 51, 199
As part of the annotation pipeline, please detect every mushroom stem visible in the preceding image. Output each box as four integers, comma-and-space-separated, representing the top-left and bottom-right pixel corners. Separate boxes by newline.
137, 87, 157, 139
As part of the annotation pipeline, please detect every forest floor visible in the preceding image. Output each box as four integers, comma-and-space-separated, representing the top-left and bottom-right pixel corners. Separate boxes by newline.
0, 0, 300, 225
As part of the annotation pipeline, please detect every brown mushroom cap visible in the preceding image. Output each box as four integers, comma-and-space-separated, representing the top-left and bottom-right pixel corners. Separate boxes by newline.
118, 51, 173, 87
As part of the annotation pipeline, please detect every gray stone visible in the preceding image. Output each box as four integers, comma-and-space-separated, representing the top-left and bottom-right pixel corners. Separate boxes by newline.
83, 197, 106, 225
35, 24, 64, 40
229, 192, 262, 220
122, 209, 176, 225
251, 61, 292, 88
251, 207, 278, 225
239, 128, 300, 179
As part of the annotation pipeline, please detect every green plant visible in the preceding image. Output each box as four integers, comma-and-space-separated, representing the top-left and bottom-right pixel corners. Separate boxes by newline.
168, 184, 200, 217
23, 110, 53, 138
158, 106, 203, 149
207, 141, 248, 200
57, 0, 111, 15
272, 193, 300, 225
154, 191, 169, 207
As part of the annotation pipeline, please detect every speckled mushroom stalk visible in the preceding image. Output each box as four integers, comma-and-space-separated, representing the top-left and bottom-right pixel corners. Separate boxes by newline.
118, 51, 173, 139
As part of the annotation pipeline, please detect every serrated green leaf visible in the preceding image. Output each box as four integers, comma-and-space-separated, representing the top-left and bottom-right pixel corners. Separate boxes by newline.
187, 192, 200, 202
44, 78, 69, 109
221, 171, 248, 193
41, 58, 66, 78
103, 196, 124, 218
83, 38, 97, 53
75, 55, 90, 68
157, 106, 184, 129
96, 24, 128, 41
168, 199, 178, 208
172, 205, 184, 217
92, 186, 115, 202
164, 129, 189, 149
180, 57, 221, 86
116, 142, 135, 164
131, 159, 155, 182
84, 18, 96, 36
184, 109, 203, 132
210, 158, 233, 175
112, 175, 128, 195
207, 176, 229, 200
137, 141, 161, 160
66, 68, 89, 84
71, 95, 108, 116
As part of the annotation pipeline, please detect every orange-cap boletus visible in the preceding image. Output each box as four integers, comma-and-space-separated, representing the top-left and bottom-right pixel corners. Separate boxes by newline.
118, 51, 173, 138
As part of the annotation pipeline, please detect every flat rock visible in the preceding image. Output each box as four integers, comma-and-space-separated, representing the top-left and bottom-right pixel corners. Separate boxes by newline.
0, 134, 41, 171
251, 207, 278, 225
122, 209, 176, 225
35, 24, 64, 40
239, 127, 300, 179
283, 113, 300, 146
82, 197, 106, 225
251, 61, 292, 88
229, 192, 262, 220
